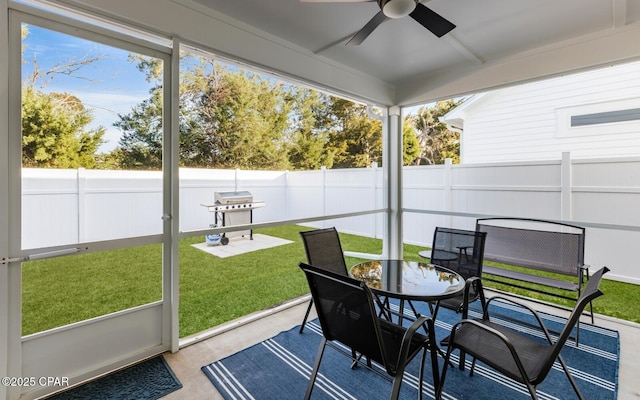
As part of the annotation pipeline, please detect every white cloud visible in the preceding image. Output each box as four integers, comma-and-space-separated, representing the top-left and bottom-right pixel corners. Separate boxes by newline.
78, 91, 149, 153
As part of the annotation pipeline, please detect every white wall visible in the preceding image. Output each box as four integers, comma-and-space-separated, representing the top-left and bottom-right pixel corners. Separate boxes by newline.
21, 156, 640, 285
452, 61, 640, 163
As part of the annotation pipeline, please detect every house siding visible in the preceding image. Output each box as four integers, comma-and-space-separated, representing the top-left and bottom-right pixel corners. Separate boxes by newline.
455, 61, 640, 163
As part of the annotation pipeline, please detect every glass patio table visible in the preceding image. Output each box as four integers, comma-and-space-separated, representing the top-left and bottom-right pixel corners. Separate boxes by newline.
349, 259, 465, 324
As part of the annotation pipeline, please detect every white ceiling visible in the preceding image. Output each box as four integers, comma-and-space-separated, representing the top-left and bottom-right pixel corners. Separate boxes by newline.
191, 0, 618, 80
66, 0, 640, 106
177, 0, 640, 105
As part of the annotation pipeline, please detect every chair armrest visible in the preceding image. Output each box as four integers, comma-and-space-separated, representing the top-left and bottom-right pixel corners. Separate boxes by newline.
461, 277, 484, 319
580, 264, 591, 284
404, 315, 431, 337
484, 296, 554, 343
397, 316, 433, 367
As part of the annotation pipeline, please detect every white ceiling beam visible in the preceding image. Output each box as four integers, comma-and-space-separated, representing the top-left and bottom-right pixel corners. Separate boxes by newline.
443, 34, 484, 65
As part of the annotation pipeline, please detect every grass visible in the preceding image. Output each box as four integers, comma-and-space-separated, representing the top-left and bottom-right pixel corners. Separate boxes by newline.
22, 224, 640, 337
22, 245, 163, 335
480, 262, 640, 322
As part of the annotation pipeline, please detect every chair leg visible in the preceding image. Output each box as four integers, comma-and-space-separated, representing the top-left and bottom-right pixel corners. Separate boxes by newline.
349, 349, 362, 370
525, 382, 540, 400
458, 349, 467, 370
299, 299, 313, 333
557, 354, 584, 400
576, 299, 594, 345
418, 349, 426, 400
429, 343, 440, 396
305, 337, 327, 400
436, 345, 454, 400
469, 358, 477, 376
389, 372, 404, 400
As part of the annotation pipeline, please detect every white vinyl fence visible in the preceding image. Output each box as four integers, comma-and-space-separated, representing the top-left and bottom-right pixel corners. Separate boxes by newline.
21, 153, 640, 284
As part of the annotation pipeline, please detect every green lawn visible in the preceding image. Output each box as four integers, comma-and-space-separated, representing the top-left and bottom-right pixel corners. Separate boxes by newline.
21, 224, 640, 337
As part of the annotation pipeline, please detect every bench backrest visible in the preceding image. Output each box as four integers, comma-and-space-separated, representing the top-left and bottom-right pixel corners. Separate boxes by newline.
476, 218, 585, 277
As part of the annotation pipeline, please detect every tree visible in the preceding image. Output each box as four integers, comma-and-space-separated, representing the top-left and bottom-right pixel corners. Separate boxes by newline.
286, 88, 335, 170
192, 67, 293, 170
117, 57, 295, 170
326, 98, 382, 168
113, 89, 163, 170
21, 87, 104, 168
411, 100, 461, 165
21, 26, 105, 168
118, 54, 428, 171
402, 122, 421, 165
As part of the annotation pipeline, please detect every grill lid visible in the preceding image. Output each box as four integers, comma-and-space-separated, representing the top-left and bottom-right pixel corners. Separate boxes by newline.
214, 191, 253, 204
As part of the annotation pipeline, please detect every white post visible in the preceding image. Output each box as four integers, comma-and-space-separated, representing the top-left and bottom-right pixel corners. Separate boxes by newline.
4, 9, 23, 399
384, 106, 402, 259
167, 37, 180, 353
0, 2, 12, 398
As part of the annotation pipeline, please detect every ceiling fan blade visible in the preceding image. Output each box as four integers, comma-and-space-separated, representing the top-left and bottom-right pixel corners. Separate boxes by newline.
409, 3, 455, 38
346, 11, 387, 45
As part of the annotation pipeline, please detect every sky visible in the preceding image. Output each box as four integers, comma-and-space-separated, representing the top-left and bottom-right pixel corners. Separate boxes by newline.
21, 23, 432, 155
22, 24, 155, 153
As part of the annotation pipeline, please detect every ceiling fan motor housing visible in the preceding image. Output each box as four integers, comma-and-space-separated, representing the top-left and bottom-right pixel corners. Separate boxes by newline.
378, 0, 417, 19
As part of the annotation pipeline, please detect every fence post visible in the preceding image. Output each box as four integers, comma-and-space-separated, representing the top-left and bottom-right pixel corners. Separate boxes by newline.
77, 168, 86, 243
444, 158, 453, 227
284, 170, 289, 221
321, 166, 327, 228
561, 151, 572, 220
372, 162, 378, 238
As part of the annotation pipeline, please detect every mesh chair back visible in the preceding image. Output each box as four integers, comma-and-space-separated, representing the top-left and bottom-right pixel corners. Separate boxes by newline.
431, 227, 487, 279
430, 228, 487, 315
476, 218, 585, 276
299, 227, 348, 276
299, 263, 387, 366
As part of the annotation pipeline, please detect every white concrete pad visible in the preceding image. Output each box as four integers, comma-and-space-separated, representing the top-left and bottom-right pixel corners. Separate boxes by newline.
192, 234, 293, 258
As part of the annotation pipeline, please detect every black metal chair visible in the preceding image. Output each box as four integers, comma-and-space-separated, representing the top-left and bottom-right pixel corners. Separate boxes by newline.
298, 227, 349, 333
437, 266, 609, 400
299, 262, 439, 400
430, 228, 488, 320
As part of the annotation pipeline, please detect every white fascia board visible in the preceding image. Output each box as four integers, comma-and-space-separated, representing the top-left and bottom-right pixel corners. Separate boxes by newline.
440, 93, 488, 127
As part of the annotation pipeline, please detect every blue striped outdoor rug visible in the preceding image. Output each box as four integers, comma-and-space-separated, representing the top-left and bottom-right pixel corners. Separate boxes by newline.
202, 301, 619, 399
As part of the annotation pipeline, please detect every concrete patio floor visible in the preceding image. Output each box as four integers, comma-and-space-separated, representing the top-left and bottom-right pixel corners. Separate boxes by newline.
161, 295, 640, 399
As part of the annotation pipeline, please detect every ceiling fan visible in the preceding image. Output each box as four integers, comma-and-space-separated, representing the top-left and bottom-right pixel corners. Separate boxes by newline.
301, 0, 456, 45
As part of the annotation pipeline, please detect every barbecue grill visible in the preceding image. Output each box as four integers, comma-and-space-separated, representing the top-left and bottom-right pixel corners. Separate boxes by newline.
201, 191, 265, 245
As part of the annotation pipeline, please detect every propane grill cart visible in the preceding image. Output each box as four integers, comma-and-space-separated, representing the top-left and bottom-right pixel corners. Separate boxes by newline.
201, 191, 265, 245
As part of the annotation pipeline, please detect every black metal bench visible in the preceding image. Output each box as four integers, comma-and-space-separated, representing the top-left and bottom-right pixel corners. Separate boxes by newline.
475, 218, 592, 323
